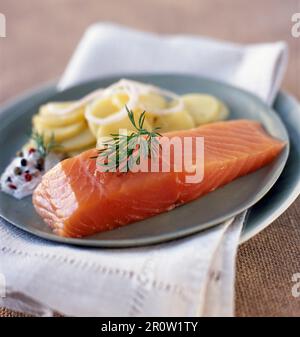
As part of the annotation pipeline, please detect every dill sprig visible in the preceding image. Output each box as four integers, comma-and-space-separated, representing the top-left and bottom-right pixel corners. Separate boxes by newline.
31, 130, 60, 157
93, 106, 161, 172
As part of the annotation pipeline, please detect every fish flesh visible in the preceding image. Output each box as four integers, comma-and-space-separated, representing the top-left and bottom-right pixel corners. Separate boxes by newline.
33, 120, 285, 237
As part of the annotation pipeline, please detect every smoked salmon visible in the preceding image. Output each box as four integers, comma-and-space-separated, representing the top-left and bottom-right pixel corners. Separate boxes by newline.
33, 120, 285, 238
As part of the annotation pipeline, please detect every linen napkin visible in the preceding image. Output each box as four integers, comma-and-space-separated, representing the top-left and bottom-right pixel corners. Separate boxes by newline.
0, 23, 287, 316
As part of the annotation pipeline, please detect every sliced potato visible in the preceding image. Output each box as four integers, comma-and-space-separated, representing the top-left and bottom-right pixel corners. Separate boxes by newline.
112, 93, 165, 129
137, 93, 167, 124
218, 102, 230, 121
88, 92, 167, 138
87, 96, 153, 142
56, 128, 96, 153
96, 113, 152, 145
182, 94, 221, 125
33, 115, 87, 142
111, 92, 129, 108
86, 97, 122, 136
89, 97, 120, 118
38, 102, 85, 127
112, 92, 167, 112
139, 93, 167, 112
112, 92, 167, 124
153, 110, 195, 133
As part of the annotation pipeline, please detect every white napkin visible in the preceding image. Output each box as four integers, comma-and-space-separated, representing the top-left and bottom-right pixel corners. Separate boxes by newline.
59, 23, 287, 104
0, 23, 287, 317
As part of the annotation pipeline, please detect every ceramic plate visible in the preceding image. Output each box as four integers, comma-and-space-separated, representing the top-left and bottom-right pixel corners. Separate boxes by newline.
0, 74, 291, 247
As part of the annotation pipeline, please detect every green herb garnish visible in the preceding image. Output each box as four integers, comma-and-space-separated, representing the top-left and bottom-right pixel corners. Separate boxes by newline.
31, 130, 60, 157
92, 106, 161, 172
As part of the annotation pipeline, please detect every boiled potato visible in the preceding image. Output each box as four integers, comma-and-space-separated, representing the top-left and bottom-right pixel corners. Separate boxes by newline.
153, 110, 195, 133
112, 92, 166, 112
87, 95, 153, 142
111, 92, 129, 108
218, 102, 230, 121
138, 93, 167, 124
139, 93, 167, 112
38, 102, 85, 127
56, 128, 96, 153
96, 113, 152, 146
33, 115, 87, 143
86, 97, 121, 137
89, 97, 119, 118
87, 92, 166, 139
112, 92, 167, 125
182, 94, 222, 125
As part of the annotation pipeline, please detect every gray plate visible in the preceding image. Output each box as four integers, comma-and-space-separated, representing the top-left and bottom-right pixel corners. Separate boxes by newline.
0, 74, 291, 247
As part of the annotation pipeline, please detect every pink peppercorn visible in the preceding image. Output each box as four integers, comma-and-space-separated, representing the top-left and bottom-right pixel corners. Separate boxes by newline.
24, 173, 32, 182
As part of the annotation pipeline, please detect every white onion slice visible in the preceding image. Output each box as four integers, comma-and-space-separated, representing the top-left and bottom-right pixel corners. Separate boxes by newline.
45, 79, 185, 126
45, 88, 104, 115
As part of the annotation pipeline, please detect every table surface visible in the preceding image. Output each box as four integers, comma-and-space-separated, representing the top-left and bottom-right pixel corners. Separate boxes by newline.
0, 0, 299, 317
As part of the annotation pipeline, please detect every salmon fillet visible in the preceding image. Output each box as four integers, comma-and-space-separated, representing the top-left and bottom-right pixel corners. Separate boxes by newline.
33, 120, 285, 237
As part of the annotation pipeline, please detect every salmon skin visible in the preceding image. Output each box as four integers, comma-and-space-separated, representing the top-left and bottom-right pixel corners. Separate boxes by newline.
33, 120, 285, 238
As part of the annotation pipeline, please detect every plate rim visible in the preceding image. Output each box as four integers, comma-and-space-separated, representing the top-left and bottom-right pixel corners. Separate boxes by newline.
240, 91, 300, 243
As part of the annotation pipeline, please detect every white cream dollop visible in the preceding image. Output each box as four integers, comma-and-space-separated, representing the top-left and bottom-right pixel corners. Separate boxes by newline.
0, 149, 61, 200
